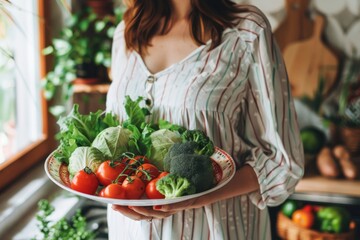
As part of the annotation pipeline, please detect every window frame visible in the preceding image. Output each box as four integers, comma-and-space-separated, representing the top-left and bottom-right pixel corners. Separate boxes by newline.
0, 0, 56, 191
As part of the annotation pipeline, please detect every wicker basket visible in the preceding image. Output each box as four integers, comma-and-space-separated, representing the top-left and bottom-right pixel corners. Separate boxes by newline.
277, 212, 356, 240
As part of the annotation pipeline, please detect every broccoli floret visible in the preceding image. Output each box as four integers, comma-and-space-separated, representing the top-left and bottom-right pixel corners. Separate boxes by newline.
169, 153, 215, 193
156, 173, 196, 199
163, 142, 198, 171
181, 130, 215, 156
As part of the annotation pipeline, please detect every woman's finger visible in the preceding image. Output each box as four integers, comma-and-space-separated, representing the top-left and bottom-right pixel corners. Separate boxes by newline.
154, 197, 199, 212
111, 205, 153, 221
130, 206, 175, 219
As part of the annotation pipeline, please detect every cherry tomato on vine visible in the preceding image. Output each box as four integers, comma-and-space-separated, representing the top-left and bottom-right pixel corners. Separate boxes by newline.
136, 163, 160, 184
96, 160, 128, 186
71, 167, 99, 195
122, 155, 150, 166
98, 187, 106, 197
122, 176, 145, 199
102, 183, 126, 199
145, 178, 165, 199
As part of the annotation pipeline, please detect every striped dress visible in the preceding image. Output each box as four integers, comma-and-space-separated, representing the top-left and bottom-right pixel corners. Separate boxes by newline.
106, 6, 304, 240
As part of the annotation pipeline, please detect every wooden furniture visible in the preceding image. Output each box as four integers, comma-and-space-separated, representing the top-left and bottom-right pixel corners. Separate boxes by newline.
72, 83, 110, 114
294, 176, 360, 205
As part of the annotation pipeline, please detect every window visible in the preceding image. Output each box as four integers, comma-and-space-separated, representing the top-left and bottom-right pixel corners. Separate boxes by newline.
0, 0, 55, 190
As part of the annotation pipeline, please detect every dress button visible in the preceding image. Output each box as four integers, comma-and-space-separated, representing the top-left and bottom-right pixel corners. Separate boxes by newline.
147, 75, 156, 83
145, 98, 152, 107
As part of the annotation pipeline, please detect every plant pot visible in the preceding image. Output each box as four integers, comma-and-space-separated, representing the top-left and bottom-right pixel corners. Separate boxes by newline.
75, 62, 98, 78
73, 63, 109, 85
85, 0, 114, 17
74, 63, 101, 85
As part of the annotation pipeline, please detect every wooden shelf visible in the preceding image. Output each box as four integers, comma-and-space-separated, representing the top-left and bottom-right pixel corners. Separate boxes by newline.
73, 83, 110, 94
295, 176, 360, 198
292, 175, 360, 205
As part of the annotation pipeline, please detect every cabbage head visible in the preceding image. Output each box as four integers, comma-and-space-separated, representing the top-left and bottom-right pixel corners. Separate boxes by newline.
91, 126, 132, 160
68, 146, 104, 178
149, 129, 182, 170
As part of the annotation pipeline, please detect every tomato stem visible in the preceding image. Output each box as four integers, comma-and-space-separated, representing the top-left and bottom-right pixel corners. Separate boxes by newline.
83, 166, 93, 174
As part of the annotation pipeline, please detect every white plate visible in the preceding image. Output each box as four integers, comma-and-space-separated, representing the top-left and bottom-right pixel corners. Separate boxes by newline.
44, 147, 236, 206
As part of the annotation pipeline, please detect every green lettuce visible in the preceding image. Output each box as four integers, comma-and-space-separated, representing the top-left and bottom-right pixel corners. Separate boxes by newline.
91, 126, 132, 160
68, 146, 104, 178
148, 129, 182, 170
54, 104, 119, 164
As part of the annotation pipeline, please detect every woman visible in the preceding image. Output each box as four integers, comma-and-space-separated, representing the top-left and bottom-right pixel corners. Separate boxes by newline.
106, 0, 304, 239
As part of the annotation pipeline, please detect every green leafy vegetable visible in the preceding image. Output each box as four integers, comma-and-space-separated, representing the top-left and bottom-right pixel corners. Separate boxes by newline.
123, 95, 150, 130
158, 119, 186, 133
156, 173, 196, 199
148, 129, 182, 170
181, 130, 215, 156
121, 96, 155, 155
54, 104, 119, 164
33, 199, 95, 240
165, 143, 216, 193
68, 146, 104, 178
91, 126, 132, 160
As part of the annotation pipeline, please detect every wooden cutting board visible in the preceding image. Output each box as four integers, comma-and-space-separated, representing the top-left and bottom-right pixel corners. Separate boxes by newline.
283, 15, 338, 98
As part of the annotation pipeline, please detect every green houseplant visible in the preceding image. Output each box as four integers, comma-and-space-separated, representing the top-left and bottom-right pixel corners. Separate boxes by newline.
33, 199, 95, 240
42, 7, 123, 116
323, 59, 360, 156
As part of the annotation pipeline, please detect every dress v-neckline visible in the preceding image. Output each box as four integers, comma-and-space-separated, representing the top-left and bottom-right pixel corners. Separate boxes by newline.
132, 43, 208, 78
132, 28, 234, 77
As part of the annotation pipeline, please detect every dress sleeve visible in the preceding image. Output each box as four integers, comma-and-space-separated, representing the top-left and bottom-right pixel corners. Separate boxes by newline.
241, 21, 304, 209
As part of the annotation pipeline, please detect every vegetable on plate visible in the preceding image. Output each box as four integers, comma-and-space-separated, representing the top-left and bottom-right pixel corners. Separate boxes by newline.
91, 126, 133, 160
164, 142, 216, 193
96, 160, 129, 186
70, 167, 99, 195
68, 146, 104, 178
156, 173, 196, 199
54, 104, 119, 164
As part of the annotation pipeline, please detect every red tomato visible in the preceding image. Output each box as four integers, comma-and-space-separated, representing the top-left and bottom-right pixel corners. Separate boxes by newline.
157, 171, 169, 179
145, 178, 165, 199
122, 176, 145, 199
71, 168, 99, 195
102, 183, 126, 199
98, 188, 106, 197
136, 163, 160, 184
96, 160, 128, 186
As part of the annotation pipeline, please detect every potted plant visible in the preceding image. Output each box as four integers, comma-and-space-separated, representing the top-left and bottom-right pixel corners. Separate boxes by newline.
85, 0, 114, 17
323, 59, 360, 156
42, 7, 123, 116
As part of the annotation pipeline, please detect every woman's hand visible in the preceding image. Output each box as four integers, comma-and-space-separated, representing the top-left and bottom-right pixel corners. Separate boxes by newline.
112, 165, 260, 221
111, 197, 199, 221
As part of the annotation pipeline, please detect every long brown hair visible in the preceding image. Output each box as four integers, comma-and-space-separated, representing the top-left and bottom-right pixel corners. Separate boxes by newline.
123, 0, 247, 54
